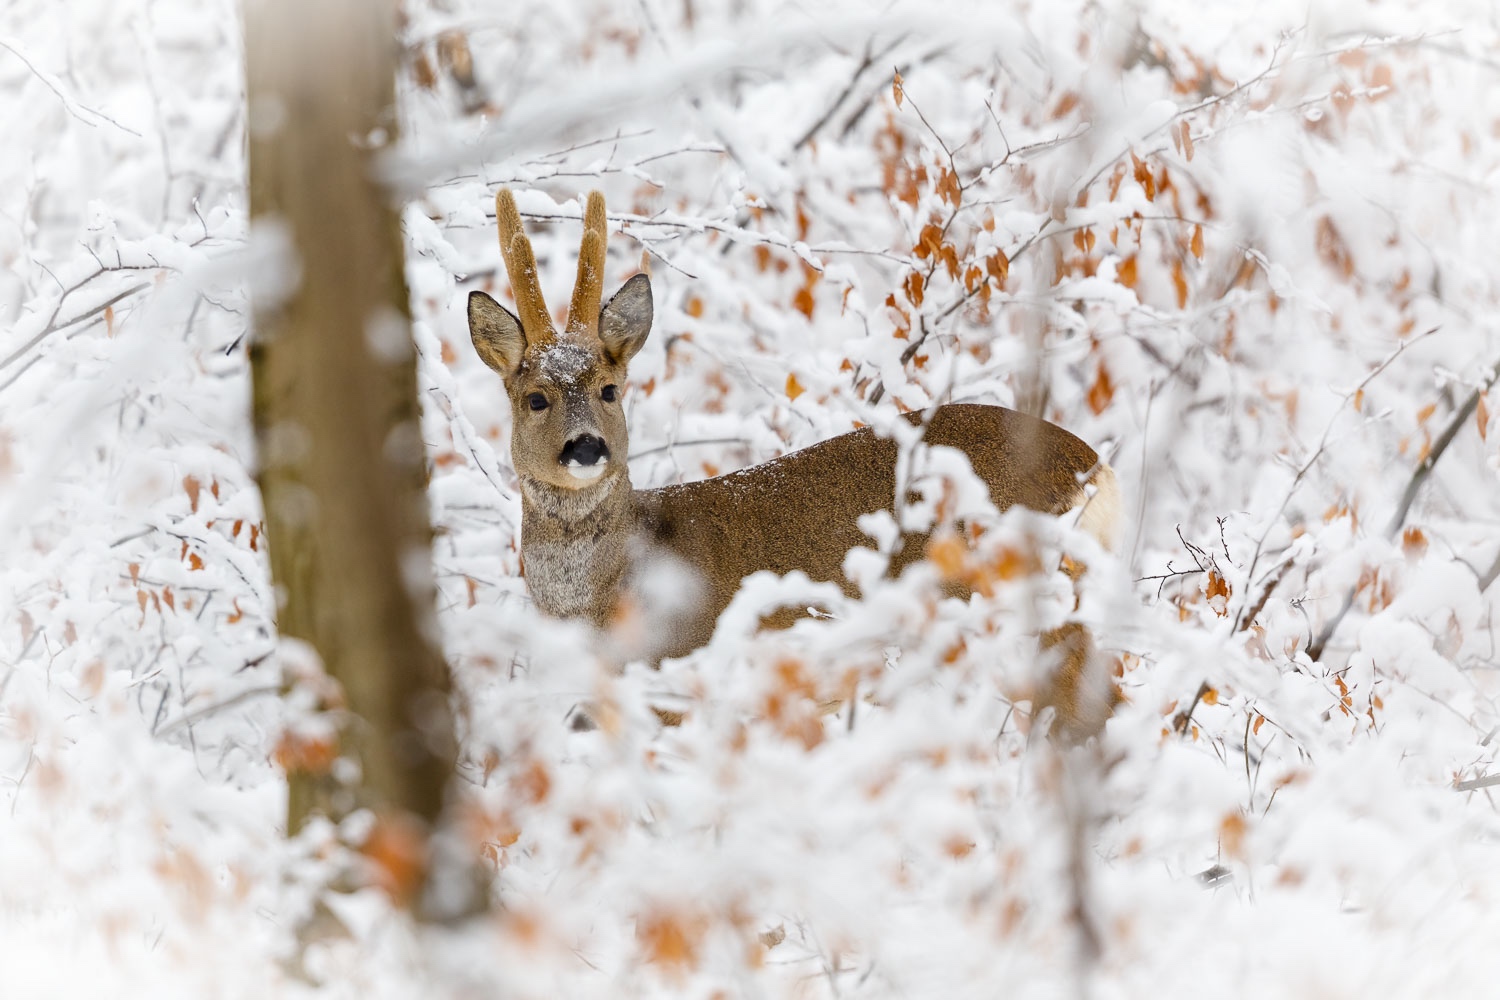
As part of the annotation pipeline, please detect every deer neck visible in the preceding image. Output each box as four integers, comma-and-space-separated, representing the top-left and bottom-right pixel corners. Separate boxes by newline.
519, 470, 637, 626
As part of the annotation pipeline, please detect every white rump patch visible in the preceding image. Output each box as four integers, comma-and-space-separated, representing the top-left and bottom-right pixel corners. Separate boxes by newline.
1073, 464, 1121, 552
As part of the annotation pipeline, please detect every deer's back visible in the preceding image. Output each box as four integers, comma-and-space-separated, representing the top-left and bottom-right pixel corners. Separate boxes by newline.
631, 404, 1100, 652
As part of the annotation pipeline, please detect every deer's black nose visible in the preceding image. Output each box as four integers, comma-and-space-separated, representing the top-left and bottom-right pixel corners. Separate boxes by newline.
560, 434, 609, 467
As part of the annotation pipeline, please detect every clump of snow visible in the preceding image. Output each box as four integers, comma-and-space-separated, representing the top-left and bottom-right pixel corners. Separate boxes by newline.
528, 336, 597, 388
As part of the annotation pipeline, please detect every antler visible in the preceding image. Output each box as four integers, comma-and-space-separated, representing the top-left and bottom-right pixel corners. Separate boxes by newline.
494, 189, 555, 342
566, 191, 608, 339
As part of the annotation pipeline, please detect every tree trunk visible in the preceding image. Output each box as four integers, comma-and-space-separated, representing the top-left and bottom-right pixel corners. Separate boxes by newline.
243, 0, 454, 855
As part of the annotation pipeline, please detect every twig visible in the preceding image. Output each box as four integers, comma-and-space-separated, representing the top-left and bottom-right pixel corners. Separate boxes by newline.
1384, 357, 1500, 539
1173, 680, 1212, 736
1308, 350, 1498, 661
835, 44, 949, 141
1233, 328, 1437, 633
1236, 550, 1296, 634
1455, 772, 1500, 793
157, 684, 280, 739
0, 36, 142, 137
628, 437, 749, 460
1477, 551, 1500, 594
793, 38, 900, 151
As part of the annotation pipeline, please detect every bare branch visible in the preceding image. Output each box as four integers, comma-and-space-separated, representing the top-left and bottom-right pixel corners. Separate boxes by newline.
1308, 352, 1500, 660
1233, 328, 1437, 634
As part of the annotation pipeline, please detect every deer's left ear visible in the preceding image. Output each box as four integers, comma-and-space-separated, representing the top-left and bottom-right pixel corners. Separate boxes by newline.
598, 273, 652, 366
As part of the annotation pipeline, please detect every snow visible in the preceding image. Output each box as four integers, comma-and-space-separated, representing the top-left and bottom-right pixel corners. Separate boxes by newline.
6, 0, 1500, 995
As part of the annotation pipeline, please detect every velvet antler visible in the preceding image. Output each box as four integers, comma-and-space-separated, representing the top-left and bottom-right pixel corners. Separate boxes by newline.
566, 191, 609, 339
494, 189, 555, 343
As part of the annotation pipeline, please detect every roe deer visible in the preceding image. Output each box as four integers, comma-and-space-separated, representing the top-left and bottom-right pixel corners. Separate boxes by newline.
468, 190, 1122, 737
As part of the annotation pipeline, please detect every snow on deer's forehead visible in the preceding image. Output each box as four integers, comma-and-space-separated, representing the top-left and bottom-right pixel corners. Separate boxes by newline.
529, 337, 598, 387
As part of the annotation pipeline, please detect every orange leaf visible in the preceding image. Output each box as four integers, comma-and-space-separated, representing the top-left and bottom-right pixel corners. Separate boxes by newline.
1131, 151, 1156, 201
639, 908, 705, 970
904, 270, 925, 306
793, 286, 815, 319
188, 553, 204, 571
1219, 812, 1247, 860
1315, 217, 1354, 278
1171, 259, 1188, 309
892, 70, 903, 108
272, 729, 339, 775
514, 759, 552, 805
1108, 163, 1127, 201
1478, 393, 1490, 442
184, 475, 201, 514
785, 373, 805, 401
1087, 364, 1114, 415
360, 813, 429, 906
938, 243, 960, 279
1190, 224, 1204, 260
885, 293, 911, 338
1206, 572, 1230, 603
991, 544, 1041, 582
913, 224, 944, 260
1252, 714, 1266, 735
986, 250, 1009, 285
684, 296, 704, 319
1180, 120, 1194, 161
1401, 526, 1428, 559
1117, 255, 1138, 289
936, 168, 961, 207
925, 533, 968, 583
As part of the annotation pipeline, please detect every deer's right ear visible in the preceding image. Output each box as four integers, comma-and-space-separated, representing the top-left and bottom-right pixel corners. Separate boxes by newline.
468, 290, 526, 377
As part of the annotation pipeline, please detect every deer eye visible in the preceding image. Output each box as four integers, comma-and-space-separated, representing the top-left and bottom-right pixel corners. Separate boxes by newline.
527, 392, 549, 411
601, 384, 618, 403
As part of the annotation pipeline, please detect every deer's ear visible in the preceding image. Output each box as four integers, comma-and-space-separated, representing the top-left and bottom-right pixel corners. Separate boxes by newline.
598, 273, 652, 366
468, 290, 526, 377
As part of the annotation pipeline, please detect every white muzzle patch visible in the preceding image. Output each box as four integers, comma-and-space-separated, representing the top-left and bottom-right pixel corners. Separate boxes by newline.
565, 461, 606, 482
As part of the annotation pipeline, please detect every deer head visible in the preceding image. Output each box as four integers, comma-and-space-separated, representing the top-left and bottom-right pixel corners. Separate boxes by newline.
468, 190, 652, 492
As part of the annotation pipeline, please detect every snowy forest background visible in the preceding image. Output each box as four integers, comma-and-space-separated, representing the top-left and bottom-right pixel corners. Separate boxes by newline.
4, 0, 1500, 995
